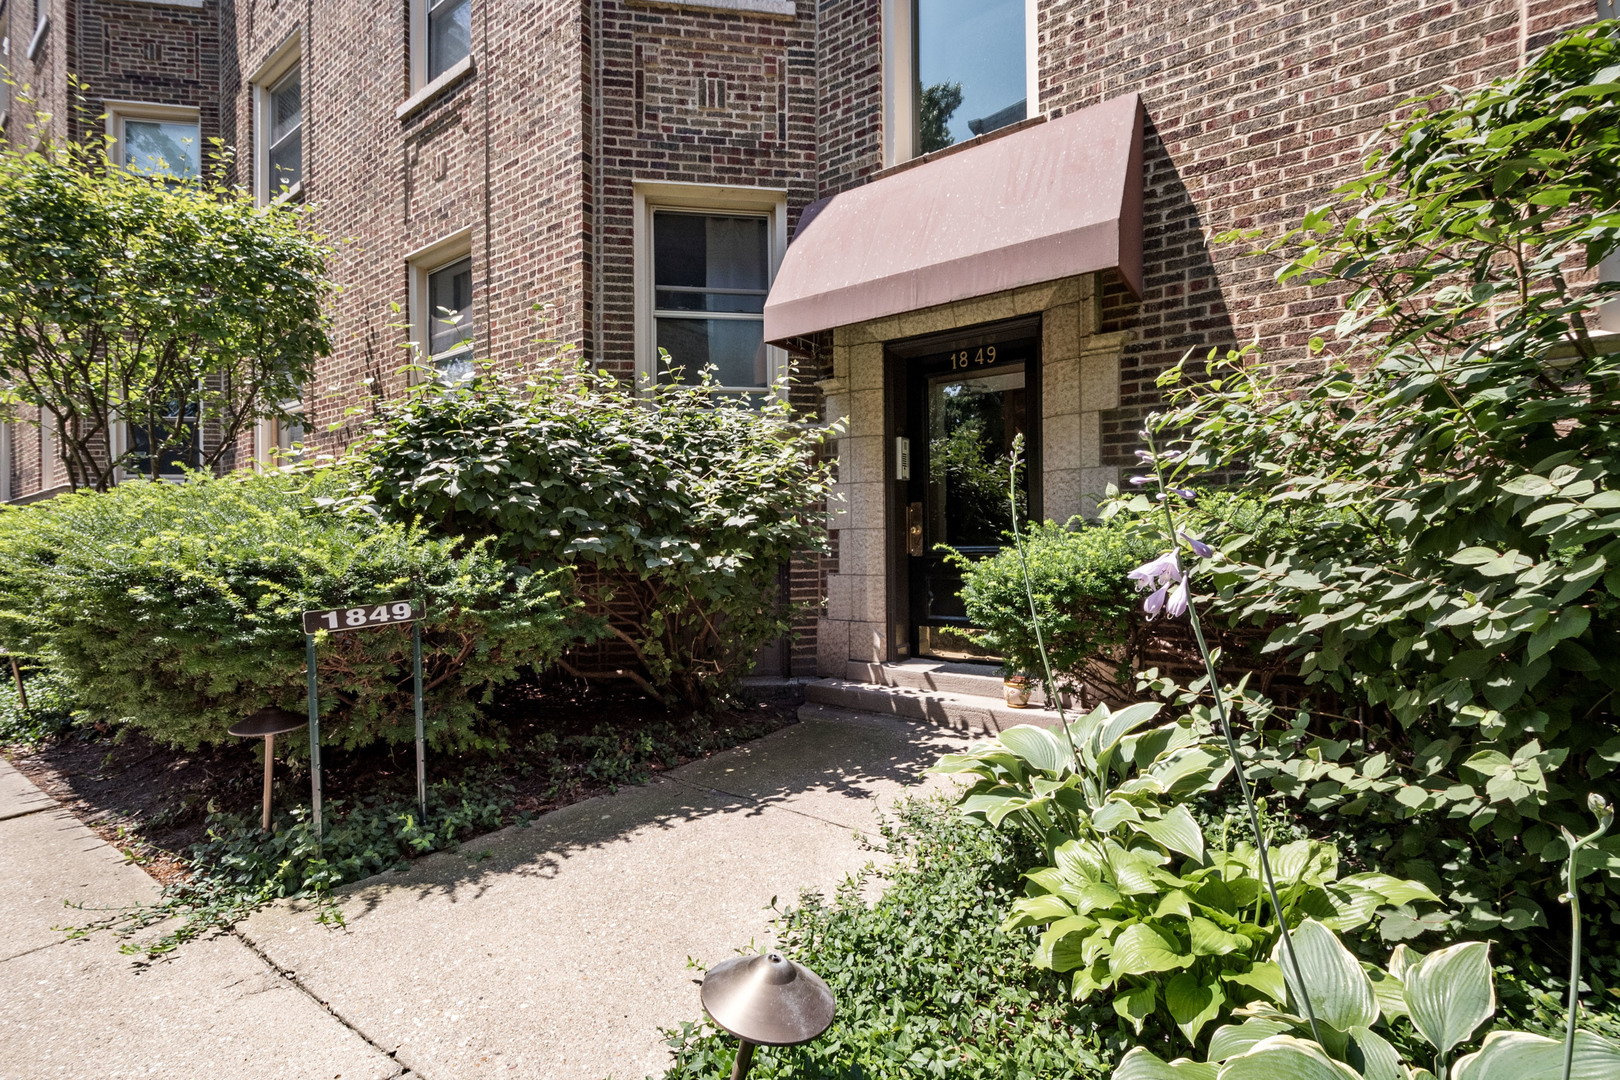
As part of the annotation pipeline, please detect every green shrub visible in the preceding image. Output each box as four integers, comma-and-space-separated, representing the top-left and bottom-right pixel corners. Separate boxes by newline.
659, 796, 1115, 1080
0, 470, 583, 752
1128, 24, 1620, 946
344, 362, 835, 710
954, 491, 1313, 691
0, 663, 82, 745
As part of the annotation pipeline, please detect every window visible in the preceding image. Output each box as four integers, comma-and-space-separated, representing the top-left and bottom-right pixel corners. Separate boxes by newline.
883, 0, 1037, 164
653, 212, 772, 396
105, 103, 200, 180
256, 397, 306, 466
252, 37, 303, 202
413, 0, 471, 88
408, 231, 477, 382
127, 402, 198, 480
634, 184, 788, 400
1601, 250, 1619, 335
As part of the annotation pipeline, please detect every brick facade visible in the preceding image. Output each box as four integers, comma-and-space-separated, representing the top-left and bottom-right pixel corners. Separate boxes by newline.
2, 0, 1610, 674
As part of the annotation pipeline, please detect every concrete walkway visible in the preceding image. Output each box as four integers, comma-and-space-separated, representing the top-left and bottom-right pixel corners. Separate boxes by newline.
0, 710, 976, 1080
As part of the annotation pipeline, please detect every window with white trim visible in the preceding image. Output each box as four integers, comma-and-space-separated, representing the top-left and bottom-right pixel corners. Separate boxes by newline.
126, 401, 199, 480
407, 232, 477, 382
1600, 249, 1619, 335
413, 0, 471, 88
256, 397, 307, 466
252, 38, 302, 202
652, 211, 772, 395
883, 0, 1038, 165
106, 102, 200, 180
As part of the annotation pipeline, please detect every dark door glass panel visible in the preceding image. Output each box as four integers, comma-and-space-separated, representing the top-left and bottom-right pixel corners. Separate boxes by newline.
915, 0, 1027, 153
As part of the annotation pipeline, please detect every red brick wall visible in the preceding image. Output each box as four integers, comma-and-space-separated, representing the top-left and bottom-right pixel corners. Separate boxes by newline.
1037, 0, 1598, 466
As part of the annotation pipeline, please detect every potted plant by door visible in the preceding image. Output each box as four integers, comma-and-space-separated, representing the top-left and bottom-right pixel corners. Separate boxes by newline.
1002, 672, 1036, 708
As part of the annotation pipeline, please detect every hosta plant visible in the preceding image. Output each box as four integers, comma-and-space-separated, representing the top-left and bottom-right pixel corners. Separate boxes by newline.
933, 707, 1438, 1047
1113, 918, 1620, 1080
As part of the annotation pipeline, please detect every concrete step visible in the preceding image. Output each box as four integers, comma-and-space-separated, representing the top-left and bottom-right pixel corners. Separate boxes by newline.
846, 658, 1069, 709
802, 677, 1067, 736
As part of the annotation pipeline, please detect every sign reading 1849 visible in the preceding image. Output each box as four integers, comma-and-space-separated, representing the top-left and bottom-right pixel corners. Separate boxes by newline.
302, 598, 423, 635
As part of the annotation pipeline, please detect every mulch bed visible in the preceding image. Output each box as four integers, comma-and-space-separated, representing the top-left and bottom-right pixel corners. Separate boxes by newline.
5, 674, 801, 886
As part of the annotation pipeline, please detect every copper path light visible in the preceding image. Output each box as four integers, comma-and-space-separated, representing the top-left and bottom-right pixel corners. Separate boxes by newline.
699, 951, 836, 1080
228, 707, 307, 833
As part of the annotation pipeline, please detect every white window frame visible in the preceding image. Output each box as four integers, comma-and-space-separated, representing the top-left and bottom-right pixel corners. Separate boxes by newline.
406, 228, 477, 381
632, 181, 789, 399
0, 423, 12, 502
254, 400, 307, 468
411, 0, 473, 92
103, 100, 202, 178
1600, 249, 1620, 336
880, 0, 1040, 168
250, 32, 303, 206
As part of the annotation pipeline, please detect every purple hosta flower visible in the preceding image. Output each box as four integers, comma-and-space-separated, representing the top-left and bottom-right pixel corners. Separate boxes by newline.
1129, 474, 1152, 486
1129, 551, 1187, 620
1179, 531, 1214, 558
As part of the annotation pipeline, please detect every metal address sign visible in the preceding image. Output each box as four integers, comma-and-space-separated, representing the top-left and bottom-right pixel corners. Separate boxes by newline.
300, 595, 428, 848
302, 599, 422, 635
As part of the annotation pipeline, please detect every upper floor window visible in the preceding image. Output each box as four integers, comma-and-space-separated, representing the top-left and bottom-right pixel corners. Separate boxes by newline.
884, 0, 1034, 164
426, 256, 475, 379
652, 211, 772, 397
109, 104, 200, 180
414, 0, 471, 87
261, 66, 302, 198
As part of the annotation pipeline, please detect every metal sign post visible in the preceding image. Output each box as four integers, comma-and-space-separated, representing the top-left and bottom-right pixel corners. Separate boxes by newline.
300, 598, 427, 846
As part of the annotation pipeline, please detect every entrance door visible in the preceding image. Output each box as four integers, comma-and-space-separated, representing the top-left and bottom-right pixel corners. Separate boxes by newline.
897, 324, 1039, 661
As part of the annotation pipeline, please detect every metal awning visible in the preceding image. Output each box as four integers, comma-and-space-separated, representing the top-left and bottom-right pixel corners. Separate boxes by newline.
763, 92, 1144, 344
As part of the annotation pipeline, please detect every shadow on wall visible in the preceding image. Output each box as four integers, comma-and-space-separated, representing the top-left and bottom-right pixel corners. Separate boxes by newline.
1100, 112, 1237, 469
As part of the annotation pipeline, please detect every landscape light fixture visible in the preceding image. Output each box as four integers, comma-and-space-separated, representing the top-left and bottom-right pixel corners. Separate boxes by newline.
699, 951, 835, 1080
228, 706, 306, 833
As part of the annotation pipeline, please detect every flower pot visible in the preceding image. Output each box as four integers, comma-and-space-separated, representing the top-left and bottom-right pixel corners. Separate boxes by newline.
1003, 679, 1033, 708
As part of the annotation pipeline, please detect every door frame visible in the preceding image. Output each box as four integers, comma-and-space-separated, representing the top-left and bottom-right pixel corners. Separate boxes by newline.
882, 315, 1043, 662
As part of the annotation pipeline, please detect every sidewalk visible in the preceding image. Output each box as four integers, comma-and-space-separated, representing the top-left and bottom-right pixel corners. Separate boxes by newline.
1, 710, 975, 1080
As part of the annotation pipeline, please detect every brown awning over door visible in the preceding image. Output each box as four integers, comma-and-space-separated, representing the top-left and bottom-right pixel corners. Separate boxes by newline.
763, 92, 1144, 344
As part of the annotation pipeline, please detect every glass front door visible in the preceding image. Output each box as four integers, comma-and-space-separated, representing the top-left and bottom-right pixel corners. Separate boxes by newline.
904, 333, 1035, 660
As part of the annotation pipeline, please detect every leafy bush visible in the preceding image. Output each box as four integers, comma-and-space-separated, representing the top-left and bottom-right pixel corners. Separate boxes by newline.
0, 663, 82, 745
345, 362, 834, 710
1114, 920, 1620, 1080
1129, 25, 1620, 941
0, 470, 583, 752
935, 705, 1436, 1052
955, 491, 1319, 692
660, 796, 1115, 1080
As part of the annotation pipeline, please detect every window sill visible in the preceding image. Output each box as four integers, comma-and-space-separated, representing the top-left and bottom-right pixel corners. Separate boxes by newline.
271, 180, 305, 206
27, 17, 48, 60
396, 54, 475, 121
630, 0, 796, 17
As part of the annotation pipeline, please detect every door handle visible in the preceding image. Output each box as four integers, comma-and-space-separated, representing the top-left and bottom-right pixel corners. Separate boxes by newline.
907, 502, 924, 557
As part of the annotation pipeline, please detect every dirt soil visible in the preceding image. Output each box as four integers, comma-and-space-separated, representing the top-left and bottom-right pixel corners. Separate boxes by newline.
5, 675, 801, 886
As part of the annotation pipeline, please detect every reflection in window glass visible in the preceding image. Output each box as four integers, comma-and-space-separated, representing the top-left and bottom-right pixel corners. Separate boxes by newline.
427, 0, 472, 82
129, 403, 199, 478
915, 0, 1026, 153
268, 68, 302, 193
427, 256, 474, 380
123, 119, 200, 179
652, 212, 770, 392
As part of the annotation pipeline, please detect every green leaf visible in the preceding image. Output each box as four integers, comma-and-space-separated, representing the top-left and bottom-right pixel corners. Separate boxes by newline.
1346, 1025, 1403, 1080
1452, 1030, 1620, 1080
1166, 972, 1226, 1045
1094, 701, 1165, 759
1274, 919, 1379, 1031
1207, 1018, 1289, 1062
1403, 940, 1494, 1056
1190, 915, 1248, 956
1113, 981, 1159, 1033
1221, 961, 1287, 1005
998, 724, 1071, 775
1137, 804, 1207, 861
1111, 1047, 1219, 1080
1110, 922, 1192, 978
1217, 1035, 1360, 1080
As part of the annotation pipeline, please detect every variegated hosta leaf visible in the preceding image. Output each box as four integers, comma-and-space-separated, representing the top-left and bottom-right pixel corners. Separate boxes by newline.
1207, 1018, 1289, 1062
998, 724, 1073, 775
1111, 1046, 1219, 1080
1345, 1025, 1402, 1080
1364, 962, 1409, 1023
1402, 940, 1493, 1057
1273, 918, 1379, 1032
1337, 871, 1441, 907
1269, 839, 1338, 886
1093, 701, 1165, 763
1119, 721, 1202, 771
1216, 1035, 1362, 1080
1451, 1029, 1620, 1080
1134, 803, 1207, 861
1094, 799, 1143, 832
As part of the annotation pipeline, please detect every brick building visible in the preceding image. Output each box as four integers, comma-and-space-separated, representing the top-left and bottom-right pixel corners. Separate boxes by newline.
2, 0, 1614, 679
